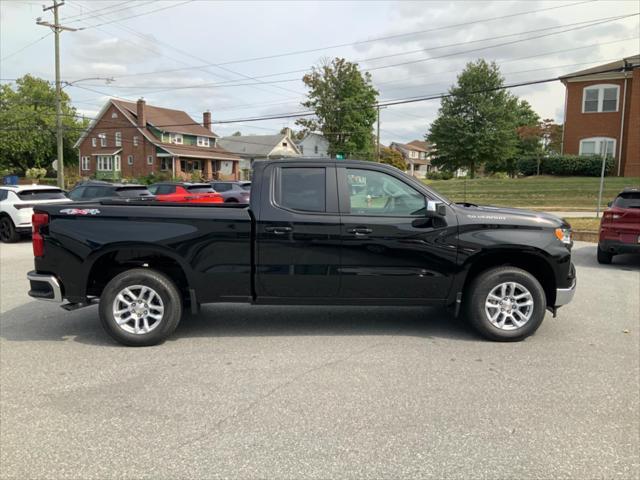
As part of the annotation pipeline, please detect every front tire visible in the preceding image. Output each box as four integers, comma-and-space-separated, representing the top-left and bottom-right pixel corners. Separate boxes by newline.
465, 267, 546, 342
99, 268, 182, 346
597, 246, 613, 264
0, 217, 20, 243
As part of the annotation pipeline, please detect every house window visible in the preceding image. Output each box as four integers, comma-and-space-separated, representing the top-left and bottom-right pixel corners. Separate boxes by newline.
99, 133, 107, 147
160, 158, 172, 171
197, 136, 210, 147
282, 141, 288, 147
115, 132, 122, 147
96, 155, 113, 171
579, 137, 616, 158
133, 136, 139, 146
147, 155, 154, 165
114, 155, 121, 171
180, 159, 202, 172
582, 84, 619, 113
111, 112, 118, 118
81, 156, 90, 171
91, 138, 97, 147
170, 133, 183, 144
127, 155, 134, 165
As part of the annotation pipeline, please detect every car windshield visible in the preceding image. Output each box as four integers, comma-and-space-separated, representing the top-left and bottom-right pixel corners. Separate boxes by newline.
186, 186, 214, 193
116, 187, 152, 197
613, 192, 640, 208
17, 189, 67, 200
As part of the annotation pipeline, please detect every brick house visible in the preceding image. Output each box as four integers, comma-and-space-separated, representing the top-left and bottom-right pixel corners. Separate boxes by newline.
389, 140, 434, 178
74, 98, 241, 180
560, 55, 639, 177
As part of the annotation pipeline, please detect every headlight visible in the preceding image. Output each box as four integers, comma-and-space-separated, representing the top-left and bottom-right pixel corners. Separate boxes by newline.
554, 227, 572, 244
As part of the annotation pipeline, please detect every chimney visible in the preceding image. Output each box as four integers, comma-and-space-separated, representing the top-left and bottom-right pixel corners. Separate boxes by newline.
136, 98, 146, 127
283, 127, 292, 137
203, 110, 211, 131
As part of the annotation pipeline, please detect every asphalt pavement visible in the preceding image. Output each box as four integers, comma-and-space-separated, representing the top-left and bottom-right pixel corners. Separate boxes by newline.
1, 240, 638, 479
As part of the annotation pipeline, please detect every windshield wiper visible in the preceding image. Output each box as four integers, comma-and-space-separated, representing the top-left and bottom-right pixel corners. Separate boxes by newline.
457, 202, 478, 207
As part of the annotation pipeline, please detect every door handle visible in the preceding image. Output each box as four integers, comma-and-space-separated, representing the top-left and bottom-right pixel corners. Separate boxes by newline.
265, 226, 293, 234
347, 227, 372, 236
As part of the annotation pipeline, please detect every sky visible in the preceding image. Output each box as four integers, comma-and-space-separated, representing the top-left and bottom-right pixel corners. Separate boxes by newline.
1, 0, 638, 145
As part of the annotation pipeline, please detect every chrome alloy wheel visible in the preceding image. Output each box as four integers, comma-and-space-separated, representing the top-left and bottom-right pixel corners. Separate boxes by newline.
484, 282, 534, 331
112, 285, 164, 335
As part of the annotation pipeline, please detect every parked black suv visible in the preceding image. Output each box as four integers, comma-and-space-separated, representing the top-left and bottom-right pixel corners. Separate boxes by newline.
68, 181, 153, 201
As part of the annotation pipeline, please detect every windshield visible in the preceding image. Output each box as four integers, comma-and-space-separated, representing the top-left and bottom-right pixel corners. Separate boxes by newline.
613, 192, 640, 208
117, 187, 152, 197
17, 189, 67, 200
186, 186, 214, 193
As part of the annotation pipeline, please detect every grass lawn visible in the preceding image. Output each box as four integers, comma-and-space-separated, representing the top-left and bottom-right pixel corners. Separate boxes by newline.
565, 217, 601, 231
424, 176, 640, 211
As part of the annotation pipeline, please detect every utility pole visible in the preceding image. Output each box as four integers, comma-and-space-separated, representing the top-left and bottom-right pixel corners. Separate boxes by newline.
376, 105, 381, 162
37, 1, 77, 188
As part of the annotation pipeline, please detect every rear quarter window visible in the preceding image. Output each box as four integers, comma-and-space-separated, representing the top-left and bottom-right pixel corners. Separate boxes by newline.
186, 186, 214, 193
17, 189, 67, 200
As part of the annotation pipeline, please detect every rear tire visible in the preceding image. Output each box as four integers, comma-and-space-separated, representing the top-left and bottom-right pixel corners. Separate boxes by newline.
99, 268, 182, 346
597, 246, 613, 264
464, 267, 546, 342
0, 217, 20, 243
225, 198, 238, 203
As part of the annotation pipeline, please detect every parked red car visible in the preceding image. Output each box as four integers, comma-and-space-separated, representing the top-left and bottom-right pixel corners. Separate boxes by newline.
147, 183, 223, 203
597, 187, 640, 264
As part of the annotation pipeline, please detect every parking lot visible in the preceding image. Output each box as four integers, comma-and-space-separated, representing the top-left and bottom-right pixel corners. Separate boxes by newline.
1, 240, 638, 479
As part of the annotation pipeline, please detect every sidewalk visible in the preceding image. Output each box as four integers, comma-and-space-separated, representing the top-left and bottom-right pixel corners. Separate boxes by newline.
543, 211, 598, 218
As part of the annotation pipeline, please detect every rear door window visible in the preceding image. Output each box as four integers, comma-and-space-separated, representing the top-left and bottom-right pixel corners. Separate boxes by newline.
83, 186, 113, 199
117, 187, 152, 197
17, 189, 67, 201
277, 167, 326, 213
213, 183, 231, 192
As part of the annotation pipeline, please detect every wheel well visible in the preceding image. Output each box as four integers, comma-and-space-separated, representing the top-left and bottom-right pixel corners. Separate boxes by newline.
462, 252, 557, 306
86, 251, 190, 301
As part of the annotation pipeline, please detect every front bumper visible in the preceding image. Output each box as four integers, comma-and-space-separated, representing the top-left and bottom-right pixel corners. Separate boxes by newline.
555, 277, 576, 307
27, 271, 63, 302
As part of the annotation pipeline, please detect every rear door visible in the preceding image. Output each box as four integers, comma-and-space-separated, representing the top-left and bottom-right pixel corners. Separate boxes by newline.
337, 166, 458, 300
255, 163, 340, 299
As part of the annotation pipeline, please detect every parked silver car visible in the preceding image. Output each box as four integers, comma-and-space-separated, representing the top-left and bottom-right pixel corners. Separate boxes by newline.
210, 181, 251, 203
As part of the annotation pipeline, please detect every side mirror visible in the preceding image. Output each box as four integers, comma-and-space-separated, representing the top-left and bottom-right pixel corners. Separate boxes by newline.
607, 201, 612, 207
426, 200, 446, 217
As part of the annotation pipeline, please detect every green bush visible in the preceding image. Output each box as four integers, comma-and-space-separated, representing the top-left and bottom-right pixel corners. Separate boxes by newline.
135, 172, 173, 185
516, 155, 614, 177
426, 170, 454, 180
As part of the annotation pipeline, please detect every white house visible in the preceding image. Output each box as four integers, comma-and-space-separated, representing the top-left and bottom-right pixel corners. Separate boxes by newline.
297, 133, 329, 157
218, 130, 301, 178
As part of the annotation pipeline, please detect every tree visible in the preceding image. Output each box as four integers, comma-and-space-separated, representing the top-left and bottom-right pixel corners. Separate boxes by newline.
279, 127, 305, 141
231, 131, 242, 136
427, 60, 520, 178
296, 58, 378, 159
539, 119, 563, 154
379, 145, 406, 170
0, 74, 84, 174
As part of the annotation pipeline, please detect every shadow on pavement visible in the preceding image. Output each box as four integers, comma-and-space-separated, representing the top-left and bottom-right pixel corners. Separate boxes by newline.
0, 302, 478, 347
572, 242, 640, 271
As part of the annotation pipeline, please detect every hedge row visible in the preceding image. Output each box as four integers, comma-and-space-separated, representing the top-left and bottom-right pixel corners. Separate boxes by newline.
516, 155, 614, 177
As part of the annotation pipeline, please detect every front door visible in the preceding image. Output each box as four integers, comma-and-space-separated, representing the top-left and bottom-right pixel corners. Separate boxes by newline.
337, 166, 458, 300
255, 164, 341, 300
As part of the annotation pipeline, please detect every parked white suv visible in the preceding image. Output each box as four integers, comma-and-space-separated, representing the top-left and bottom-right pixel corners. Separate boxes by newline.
0, 184, 71, 243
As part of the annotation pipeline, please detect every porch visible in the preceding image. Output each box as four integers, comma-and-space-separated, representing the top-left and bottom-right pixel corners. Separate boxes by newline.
159, 155, 240, 181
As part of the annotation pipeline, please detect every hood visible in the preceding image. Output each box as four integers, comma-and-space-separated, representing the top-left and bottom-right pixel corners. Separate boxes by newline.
454, 203, 567, 228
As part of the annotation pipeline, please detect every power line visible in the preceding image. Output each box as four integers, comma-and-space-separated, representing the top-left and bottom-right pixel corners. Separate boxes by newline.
61, 1, 149, 22
74, 13, 637, 94
0, 32, 53, 62
77, 1, 195, 29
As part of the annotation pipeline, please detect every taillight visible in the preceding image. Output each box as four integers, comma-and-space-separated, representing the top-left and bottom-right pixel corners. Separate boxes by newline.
601, 212, 614, 225
212, 194, 223, 203
32, 212, 49, 257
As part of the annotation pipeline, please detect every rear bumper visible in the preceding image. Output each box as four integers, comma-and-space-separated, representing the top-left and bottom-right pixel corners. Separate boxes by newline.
27, 271, 63, 302
598, 239, 640, 255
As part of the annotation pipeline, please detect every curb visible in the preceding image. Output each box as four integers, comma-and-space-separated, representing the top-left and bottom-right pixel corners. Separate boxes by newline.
573, 230, 598, 243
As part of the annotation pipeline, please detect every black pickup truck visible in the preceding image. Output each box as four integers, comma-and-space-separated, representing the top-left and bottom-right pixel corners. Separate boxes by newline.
27, 159, 576, 346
